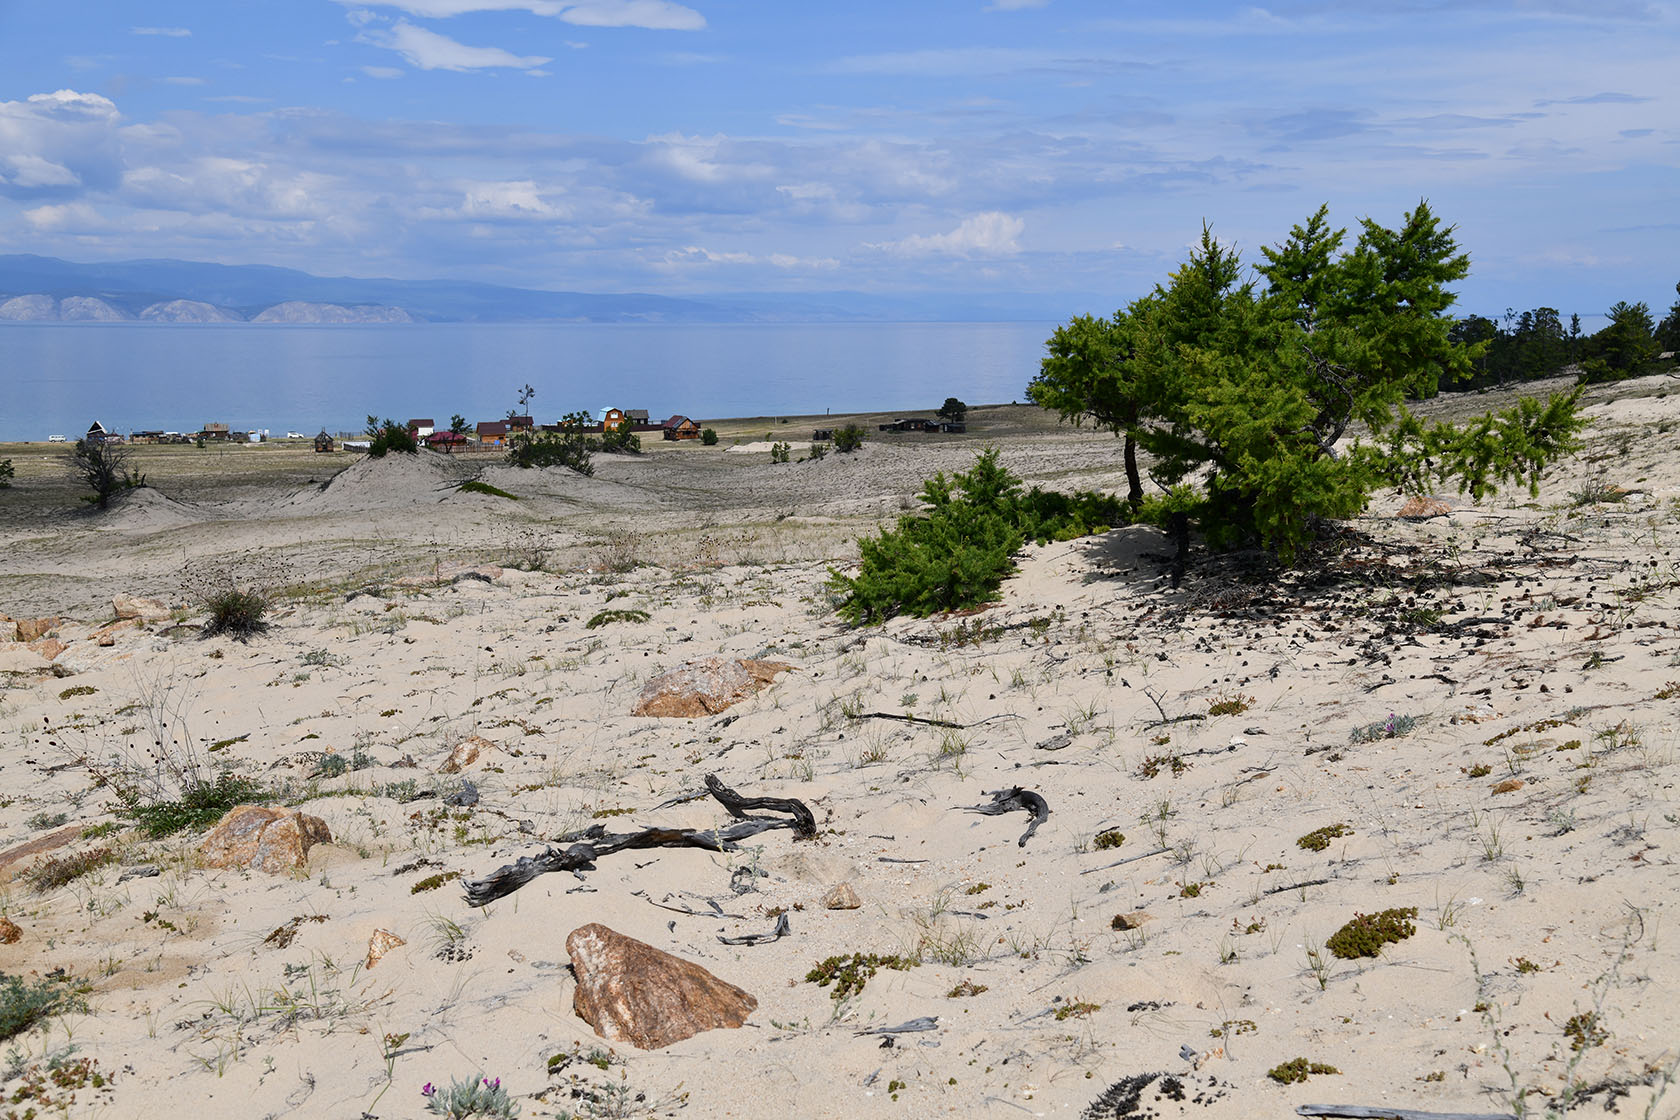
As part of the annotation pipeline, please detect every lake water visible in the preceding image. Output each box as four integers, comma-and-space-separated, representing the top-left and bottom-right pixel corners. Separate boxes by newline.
0, 321, 1056, 441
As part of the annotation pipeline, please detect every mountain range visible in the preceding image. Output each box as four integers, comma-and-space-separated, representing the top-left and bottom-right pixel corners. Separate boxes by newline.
0, 254, 1065, 324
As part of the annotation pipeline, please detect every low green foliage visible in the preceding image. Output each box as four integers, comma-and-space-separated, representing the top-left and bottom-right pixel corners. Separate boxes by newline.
1349, 711, 1417, 743
585, 608, 649, 629
701, 427, 718, 445
58, 685, 96, 700
770, 441, 790, 463
0, 458, 12, 488
1093, 829, 1125, 851
805, 952, 918, 1001
412, 871, 462, 894
507, 412, 595, 475
1267, 1058, 1340, 1084
830, 450, 1128, 624
365, 416, 419, 458
117, 772, 267, 837
1296, 823, 1352, 852
1326, 906, 1418, 960
0, 972, 87, 1041
202, 587, 268, 640
832, 424, 865, 453
1563, 1010, 1608, 1052
457, 480, 518, 500
1206, 692, 1253, 716
1054, 999, 1100, 1021
422, 1073, 518, 1119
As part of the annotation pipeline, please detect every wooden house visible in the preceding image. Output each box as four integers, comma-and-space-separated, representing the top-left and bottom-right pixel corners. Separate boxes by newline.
661, 415, 701, 440
424, 430, 468, 454
201, 422, 231, 442
507, 415, 534, 435
599, 407, 626, 431
85, 420, 110, 442
476, 420, 511, 447
407, 418, 435, 439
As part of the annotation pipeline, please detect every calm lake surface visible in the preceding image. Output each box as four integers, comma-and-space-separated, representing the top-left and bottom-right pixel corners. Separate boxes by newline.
0, 321, 1056, 440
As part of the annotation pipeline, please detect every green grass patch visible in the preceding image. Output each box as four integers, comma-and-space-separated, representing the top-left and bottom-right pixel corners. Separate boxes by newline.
456, 480, 519, 500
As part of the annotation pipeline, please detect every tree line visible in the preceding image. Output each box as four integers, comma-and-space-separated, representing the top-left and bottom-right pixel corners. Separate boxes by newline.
1448, 285, 1680, 390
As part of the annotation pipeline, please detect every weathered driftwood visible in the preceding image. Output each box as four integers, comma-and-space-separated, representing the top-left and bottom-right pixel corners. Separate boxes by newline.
717, 912, 790, 946
1266, 876, 1332, 897
1297, 1106, 1517, 1120
1079, 845, 1170, 876
963, 786, 1050, 847
463, 774, 815, 907
855, 1016, 939, 1036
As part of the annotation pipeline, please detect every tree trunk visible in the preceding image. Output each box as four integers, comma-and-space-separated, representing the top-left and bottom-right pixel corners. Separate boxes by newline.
1123, 433, 1143, 510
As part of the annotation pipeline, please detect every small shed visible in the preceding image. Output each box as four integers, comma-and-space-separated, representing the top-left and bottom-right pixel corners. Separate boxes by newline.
314, 430, 336, 453
662, 415, 701, 441
812, 428, 833, 441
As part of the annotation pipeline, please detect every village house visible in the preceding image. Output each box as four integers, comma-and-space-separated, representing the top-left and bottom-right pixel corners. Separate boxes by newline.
314, 430, 336, 453
407, 418, 435, 439
200, 422, 231, 442
507, 415, 534, 435
476, 420, 511, 447
599, 407, 625, 431
424, 430, 468, 453
84, 420, 110, 442
661, 415, 701, 441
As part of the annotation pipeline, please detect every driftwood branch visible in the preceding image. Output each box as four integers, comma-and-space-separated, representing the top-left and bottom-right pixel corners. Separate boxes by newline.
1079, 845, 1170, 875
1297, 1106, 1517, 1120
718, 912, 791, 946
1266, 877, 1331, 896
463, 774, 814, 907
962, 787, 1050, 847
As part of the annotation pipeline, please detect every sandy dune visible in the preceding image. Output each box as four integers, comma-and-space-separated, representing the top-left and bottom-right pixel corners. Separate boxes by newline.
0, 385, 1676, 1118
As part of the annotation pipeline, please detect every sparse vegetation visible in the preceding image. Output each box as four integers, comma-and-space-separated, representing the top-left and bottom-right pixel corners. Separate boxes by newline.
364, 416, 419, 458
1326, 907, 1418, 960
805, 952, 918, 1001
1297, 823, 1352, 852
201, 586, 268, 640
26, 845, 117, 892
1267, 1058, 1340, 1085
832, 424, 865, 453
585, 608, 649, 629
0, 972, 86, 1041
457, 480, 518, 500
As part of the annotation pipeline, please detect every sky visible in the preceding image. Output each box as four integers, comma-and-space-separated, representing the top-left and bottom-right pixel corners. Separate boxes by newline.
0, 0, 1676, 321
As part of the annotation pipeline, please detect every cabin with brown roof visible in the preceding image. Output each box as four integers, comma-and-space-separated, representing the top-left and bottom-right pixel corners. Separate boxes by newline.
476, 420, 511, 446
661, 415, 701, 441
507, 415, 534, 435
424, 430, 468, 453
408, 418, 435, 438
314, 429, 336, 453
200, 422, 231, 442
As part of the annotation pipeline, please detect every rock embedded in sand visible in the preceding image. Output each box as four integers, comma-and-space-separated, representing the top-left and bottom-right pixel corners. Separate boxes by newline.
28, 638, 67, 662
112, 596, 172, 623
0, 917, 21, 944
1110, 911, 1153, 931
822, 882, 861, 910
439, 734, 497, 773
1491, 778, 1525, 794
199, 806, 332, 875
566, 923, 757, 1049
365, 928, 406, 968
14, 617, 59, 643
631, 657, 794, 718
1396, 495, 1452, 519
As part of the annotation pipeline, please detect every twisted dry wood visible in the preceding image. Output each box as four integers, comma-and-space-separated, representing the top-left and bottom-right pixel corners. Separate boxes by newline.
463, 774, 815, 907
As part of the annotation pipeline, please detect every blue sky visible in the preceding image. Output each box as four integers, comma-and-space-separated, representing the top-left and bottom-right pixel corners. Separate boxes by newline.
1, 0, 1676, 321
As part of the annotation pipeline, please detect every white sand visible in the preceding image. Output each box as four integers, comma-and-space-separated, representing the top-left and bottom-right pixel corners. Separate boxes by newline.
0, 383, 1677, 1118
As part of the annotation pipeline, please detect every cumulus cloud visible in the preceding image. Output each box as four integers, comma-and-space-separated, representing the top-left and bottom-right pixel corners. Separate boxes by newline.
361, 20, 553, 71
656, 245, 838, 270
342, 0, 704, 30
871, 212, 1025, 257
0, 90, 124, 200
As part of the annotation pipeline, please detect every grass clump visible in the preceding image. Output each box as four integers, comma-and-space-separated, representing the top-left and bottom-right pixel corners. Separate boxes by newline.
1206, 692, 1253, 717
1054, 999, 1100, 1021
118, 772, 267, 838
1349, 711, 1417, 743
456, 480, 518, 500
0, 972, 87, 1041
948, 980, 988, 998
805, 952, 918, 1001
58, 685, 96, 700
1296, 823, 1352, 852
26, 846, 117, 893
585, 608, 650, 629
201, 587, 268, 641
1267, 1058, 1340, 1084
1093, 829, 1125, 851
1326, 906, 1418, 960
830, 449, 1128, 624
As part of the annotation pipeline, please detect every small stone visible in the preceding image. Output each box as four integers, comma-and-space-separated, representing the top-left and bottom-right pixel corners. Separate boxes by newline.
199, 806, 332, 875
567, 923, 757, 1049
112, 596, 172, 622
439, 735, 496, 773
0, 917, 21, 944
632, 657, 794, 718
1111, 911, 1154, 931
822, 883, 861, 910
365, 929, 406, 969
28, 638, 67, 662
1491, 778, 1525, 795
1397, 495, 1452, 519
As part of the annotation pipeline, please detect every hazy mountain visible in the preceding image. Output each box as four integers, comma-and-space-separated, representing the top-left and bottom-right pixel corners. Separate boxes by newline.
0, 254, 1062, 324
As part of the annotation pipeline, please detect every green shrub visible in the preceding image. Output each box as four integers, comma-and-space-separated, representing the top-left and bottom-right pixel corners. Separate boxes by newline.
1296, 823, 1352, 852
771, 441, 790, 463
600, 418, 641, 454
507, 411, 594, 475
701, 428, 718, 445
1267, 1058, 1339, 1084
1326, 906, 1417, 960
421, 1073, 518, 1119
202, 587, 268, 640
118, 772, 267, 838
26, 846, 117, 893
0, 972, 86, 1041
829, 449, 1130, 624
805, 952, 918, 1001
833, 424, 865, 453
0, 458, 12, 488
364, 416, 418, 458
807, 442, 827, 461
586, 608, 649, 629
457, 480, 518, 500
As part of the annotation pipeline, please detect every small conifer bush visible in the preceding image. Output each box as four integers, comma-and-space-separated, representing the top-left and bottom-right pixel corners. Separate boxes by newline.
202, 587, 268, 640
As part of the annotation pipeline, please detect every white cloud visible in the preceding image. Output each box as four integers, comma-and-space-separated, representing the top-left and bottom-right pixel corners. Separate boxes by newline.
362, 65, 406, 78
132, 26, 192, 37
0, 90, 123, 200
460, 179, 566, 218
656, 245, 838, 270
872, 212, 1025, 257
362, 20, 553, 71
985, 0, 1048, 9
341, 1, 704, 30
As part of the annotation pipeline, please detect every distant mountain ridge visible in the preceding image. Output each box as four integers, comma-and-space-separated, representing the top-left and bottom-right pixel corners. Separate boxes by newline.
0, 254, 1067, 324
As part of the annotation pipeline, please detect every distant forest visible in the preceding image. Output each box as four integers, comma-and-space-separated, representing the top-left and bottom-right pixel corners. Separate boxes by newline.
1445, 282, 1680, 391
